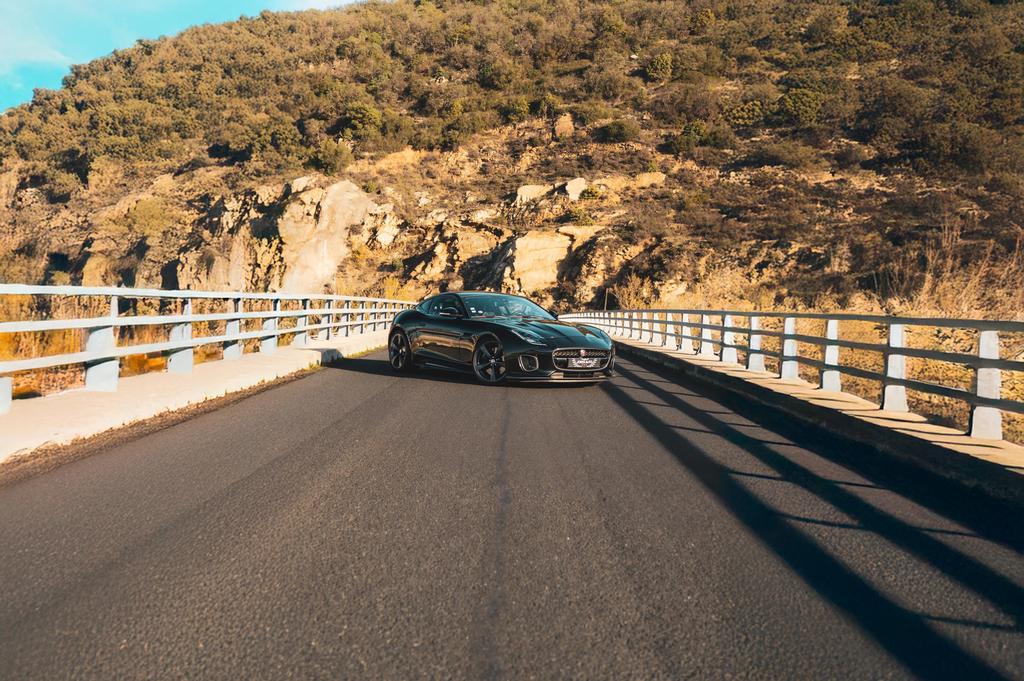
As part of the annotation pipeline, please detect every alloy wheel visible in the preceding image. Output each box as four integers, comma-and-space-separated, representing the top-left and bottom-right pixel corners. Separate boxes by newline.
473, 339, 507, 384
389, 332, 409, 370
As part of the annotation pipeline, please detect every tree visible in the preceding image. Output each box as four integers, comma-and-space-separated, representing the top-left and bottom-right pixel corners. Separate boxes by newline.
644, 53, 673, 83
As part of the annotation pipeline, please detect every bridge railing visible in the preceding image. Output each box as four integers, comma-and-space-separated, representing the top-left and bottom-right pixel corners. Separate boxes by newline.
560, 308, 1024, 441
0, 284, 415, 414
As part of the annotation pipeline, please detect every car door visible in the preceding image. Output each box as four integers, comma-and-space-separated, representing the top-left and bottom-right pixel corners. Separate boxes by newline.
431, 294, 473, 365
409, 296, 445, 361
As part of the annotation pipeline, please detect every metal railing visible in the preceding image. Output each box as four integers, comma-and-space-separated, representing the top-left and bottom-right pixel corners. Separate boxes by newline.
561, 308, 1024, 441
0, 284, 415, 414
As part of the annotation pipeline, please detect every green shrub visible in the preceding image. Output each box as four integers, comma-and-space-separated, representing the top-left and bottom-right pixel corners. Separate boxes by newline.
312, 139, 354, 173
667, 120, 708, 155
43, 170, 81, 203
777, 89, 825, 128
644, 53, 673, 83
584, 65, 632, 101
570, 102, 614, 125
531, 94, 559, 118
340, 101, 382, 137
477, 58, 516, 90
728, 100, 768, 127
501, 96, 530, 123
748, 140, 818, 169
597, 119, 641, 143
566, 205, 595, 225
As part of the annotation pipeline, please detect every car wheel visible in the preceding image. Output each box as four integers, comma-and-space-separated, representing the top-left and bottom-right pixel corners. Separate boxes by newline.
389, 330, 414, 372
473, 337, 507, 385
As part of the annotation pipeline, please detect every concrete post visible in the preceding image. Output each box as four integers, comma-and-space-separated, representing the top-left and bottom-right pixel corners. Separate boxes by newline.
293, 299, 309, 347
699, 314, 715, 357
644, 313, 655, 343
341, 300, 350, 338
721, 314, 738, 364
679, 314, 695, 354
820, 319, 841, 391
84, 295, 119, 392
321, 299, 333, 341
224, 298, 242, 360
881, 323, 908, 412
167, 299, 194, 374
652, 313, 663, 345
1, 377, 12, 415
261, 299, 280, 354
969, 330, 1002, 440
662, 312, 675, 348
780, 317, 799, 379
747, 316, 766, 372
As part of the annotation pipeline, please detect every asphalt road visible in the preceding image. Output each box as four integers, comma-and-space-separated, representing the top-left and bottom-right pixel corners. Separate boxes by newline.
0, 351, 1022, 680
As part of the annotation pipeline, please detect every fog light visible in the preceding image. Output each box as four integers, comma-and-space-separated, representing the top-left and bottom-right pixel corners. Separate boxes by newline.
519, 354, 539, 372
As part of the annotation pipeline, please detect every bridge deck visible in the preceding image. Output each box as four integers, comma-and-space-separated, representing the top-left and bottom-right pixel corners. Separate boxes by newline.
0, 352, 1021, 679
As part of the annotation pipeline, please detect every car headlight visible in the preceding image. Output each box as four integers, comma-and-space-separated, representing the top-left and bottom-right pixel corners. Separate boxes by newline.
510, 327, 547, 345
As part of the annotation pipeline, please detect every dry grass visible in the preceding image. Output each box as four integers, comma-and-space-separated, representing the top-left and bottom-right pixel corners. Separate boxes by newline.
653, 231, 1024, 444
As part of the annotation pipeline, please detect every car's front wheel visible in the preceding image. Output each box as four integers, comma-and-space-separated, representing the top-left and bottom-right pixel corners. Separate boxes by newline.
473, 337, 507, 384
389, 330, 414, 372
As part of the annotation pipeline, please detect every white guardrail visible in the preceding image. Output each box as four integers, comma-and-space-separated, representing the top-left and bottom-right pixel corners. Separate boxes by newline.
560, 308, 1024, 441
0, 284, 415, 414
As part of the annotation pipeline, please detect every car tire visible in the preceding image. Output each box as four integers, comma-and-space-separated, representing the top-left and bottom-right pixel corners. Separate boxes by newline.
472, 337, 507, 385
389, 330, 414, 372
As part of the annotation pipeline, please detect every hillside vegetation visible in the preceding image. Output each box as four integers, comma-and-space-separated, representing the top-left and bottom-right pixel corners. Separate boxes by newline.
0, 0, 1022, 317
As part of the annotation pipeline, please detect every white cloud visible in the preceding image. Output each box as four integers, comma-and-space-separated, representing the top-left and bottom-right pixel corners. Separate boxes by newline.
0, 9, 71, 75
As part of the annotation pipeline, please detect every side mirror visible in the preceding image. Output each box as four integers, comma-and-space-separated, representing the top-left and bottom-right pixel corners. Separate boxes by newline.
439, 307, 461, 318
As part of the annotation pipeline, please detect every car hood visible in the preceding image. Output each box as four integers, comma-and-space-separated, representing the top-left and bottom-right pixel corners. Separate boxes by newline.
488, 317, 610, 346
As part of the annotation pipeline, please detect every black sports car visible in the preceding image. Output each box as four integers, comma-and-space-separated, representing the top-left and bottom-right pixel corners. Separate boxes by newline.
387, 291, 615, 384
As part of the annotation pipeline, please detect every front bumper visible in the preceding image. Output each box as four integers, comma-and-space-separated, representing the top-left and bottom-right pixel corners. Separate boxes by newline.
505, 345, 615, 382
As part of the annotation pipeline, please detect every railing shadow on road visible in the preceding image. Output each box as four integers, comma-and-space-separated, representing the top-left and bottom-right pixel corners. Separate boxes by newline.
602, 357, 1023, 681
327, 356, 598, 389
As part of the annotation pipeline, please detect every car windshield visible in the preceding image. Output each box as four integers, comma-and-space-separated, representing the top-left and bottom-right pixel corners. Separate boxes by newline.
462, 294, 554, 320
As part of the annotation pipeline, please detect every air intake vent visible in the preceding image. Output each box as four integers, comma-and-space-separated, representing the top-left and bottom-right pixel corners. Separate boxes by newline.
519, 354, 539, 372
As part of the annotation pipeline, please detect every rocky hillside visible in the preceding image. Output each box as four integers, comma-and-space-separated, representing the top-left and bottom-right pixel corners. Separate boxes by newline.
1, 0, 1023, 315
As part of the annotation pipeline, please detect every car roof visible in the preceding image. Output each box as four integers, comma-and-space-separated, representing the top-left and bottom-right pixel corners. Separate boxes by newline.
422, 291, 530, 301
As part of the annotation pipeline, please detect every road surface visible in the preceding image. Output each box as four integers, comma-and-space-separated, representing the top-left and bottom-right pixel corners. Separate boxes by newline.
1, 351, 1021, 680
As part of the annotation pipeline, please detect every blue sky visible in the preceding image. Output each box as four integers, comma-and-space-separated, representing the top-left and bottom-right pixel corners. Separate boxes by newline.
0, 0, 345, 111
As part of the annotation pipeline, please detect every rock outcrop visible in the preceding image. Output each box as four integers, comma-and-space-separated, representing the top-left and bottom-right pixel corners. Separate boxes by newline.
514, 184, 553, 204
553, 113, 575, 140
175, 177, 400, 293
564, 177, 587, 201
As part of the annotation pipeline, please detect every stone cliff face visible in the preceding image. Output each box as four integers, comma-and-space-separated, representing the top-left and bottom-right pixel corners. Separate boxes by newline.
1, 119, 894, 311
173, 177, 403, 294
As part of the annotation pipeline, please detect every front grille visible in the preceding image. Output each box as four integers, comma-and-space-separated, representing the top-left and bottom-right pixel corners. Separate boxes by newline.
552, 347, 611, 371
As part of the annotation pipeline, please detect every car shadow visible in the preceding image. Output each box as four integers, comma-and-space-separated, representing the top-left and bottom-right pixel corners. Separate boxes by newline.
326, 355, 599, 389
